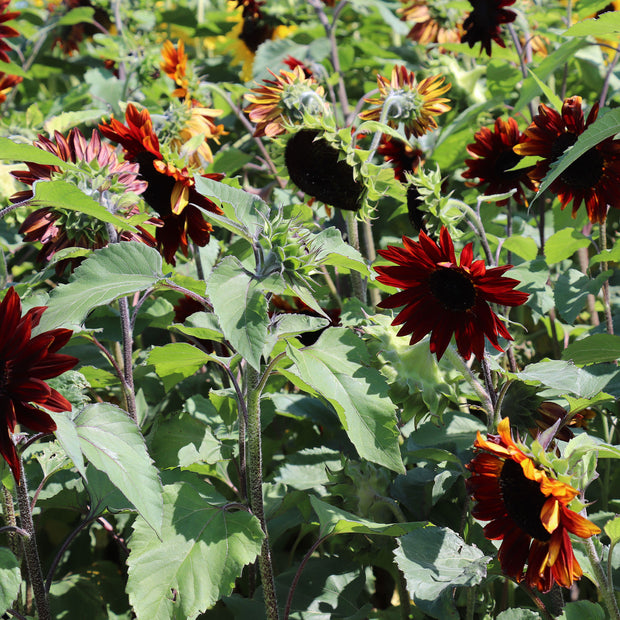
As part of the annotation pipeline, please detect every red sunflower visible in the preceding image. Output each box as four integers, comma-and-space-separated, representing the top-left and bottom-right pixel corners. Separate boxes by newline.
0, 287, 78, 483
374, 227, 528, 361
461, 0, 517, 56
0, 70, 21, 102
0, 0, 20, 63
513, 96, 620, 223
463, 117, 536, 206
466, 417, 601, 592
377, 135, 424, 182
99, 104, 223, 265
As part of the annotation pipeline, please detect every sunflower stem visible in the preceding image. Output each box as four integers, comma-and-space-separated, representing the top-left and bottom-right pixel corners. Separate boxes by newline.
585, 535, 620, 620
345, 211, 366, 303
245, 365, 280, 620
443, 346, 494, 428
599, 220, 615, 337
16, 461, 50, 620
465, 585, 475, 620
118, 295, 137, 423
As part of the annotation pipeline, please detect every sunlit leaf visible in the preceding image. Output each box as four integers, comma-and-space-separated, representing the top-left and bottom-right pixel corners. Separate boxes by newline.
562, 334, 620, 364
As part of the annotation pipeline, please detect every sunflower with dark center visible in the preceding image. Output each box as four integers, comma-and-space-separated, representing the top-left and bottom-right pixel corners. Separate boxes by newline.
466, 417, 601, 592
245, 66, 328, 138
0, 288, 78, 483
398, 0, 462, 46
374, 227, 528, 361
359, 65, 451, 139
463, 117, 536, 206
10, 128, 156, 272
99, 103, 223, 265
377, 135, 424, 183
0, 0, 19, 63
513, 96, 620, 223
461, 0, 517, 56
284, 129, 364, 212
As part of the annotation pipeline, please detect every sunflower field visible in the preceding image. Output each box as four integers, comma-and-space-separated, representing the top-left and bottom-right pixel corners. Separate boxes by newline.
0, 0, 619, 618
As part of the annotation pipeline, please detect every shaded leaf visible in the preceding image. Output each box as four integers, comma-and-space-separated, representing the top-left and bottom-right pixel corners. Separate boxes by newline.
0, 548, 21, 616
555, 269, 611, 324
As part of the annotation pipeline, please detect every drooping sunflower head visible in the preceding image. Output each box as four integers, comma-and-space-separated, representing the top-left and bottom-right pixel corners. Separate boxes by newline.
245, 66, 330, 138
359, 65, 451, 139
466, 417, 601, 592
398, 0, 462, 46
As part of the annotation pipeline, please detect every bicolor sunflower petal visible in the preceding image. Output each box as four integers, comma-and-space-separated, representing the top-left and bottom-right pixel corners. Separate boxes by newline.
374, 227, 528, 360
513, 96, 620, 223
466, 417, 601, 592
360, 65, 451, 139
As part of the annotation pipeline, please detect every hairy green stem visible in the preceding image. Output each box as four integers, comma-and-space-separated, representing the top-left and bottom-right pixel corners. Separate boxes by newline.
345, 211, 366, 302
585, 536, 620, 620
16, 461, 50, 620
246, 366, 279, 619
118, 296, 137, 423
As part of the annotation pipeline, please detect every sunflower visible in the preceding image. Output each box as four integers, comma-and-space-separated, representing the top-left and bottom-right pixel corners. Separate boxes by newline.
377, 135, 424, 182
398, 0, 462, 46
374, 227, 528, 361
99, 103, 223, 264
359, 65, 451, 139
462, 117, 536, 206
466, 417, 601, 592
0, 0, 19, 63
0, 70, 21, 103
0, 287, 78, 482
245, 66, 328, 137
513, 96, 620, 223
10, 128, 154, 271
461, 0, 517, 56
161, 39, 189, 99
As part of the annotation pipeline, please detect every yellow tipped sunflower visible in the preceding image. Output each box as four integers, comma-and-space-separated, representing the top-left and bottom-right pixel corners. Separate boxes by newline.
359, 65, 451, 139
161, 39, 190, 99
244, 66, 328, 138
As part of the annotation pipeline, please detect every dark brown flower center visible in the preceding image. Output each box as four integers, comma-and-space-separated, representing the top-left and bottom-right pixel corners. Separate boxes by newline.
552, 132, 604, 189
499, 458, 551, 541
428, 267, 476, 312
0, 361, 10, 394
495, 149, 523, 178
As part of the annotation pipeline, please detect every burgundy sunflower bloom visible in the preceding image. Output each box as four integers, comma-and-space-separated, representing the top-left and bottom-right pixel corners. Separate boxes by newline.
283, 55, 313, 78
463, 117, 536, 206
245, 66, 328, 137
374, 227, 528, 360
513, 96, 620, 223
99, 104, 223, 265
10, 128, 155, 271
359, 65, 451, 139
377, 135, 424, 182
0, 287, 78, 483
0, 70, 20, 102
398, 0, 462, 46
461, 0, 517, 56
466, 417, 601, 592
0, 0, 20, 63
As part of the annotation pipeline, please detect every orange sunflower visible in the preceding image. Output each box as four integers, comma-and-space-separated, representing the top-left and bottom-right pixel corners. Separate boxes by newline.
359, 65, 451, 139
466, 417, 601, 592
244, 65, 328, 137
513, 96, 620, 223
161, 39, 189, 99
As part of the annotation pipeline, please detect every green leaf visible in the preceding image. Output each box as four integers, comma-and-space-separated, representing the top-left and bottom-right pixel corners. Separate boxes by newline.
604, 515, 620, 545
283, 328, 404, 473
0, 137, 78, 168
563, 334, 620, 364
310, 496, 423, 538
395, 526, 490, 620
75, 403, 163, 534
533, 108, 620, 204
310, 227, 370, 275
150, 413, 230, 469
36, 242, 164, 331
517, 360, 613, 398
172, 312, 225, 342
126, 481, 263, 620
56, 6, 95, 25
0, 548, 21, 616
43, 109, 108, 135
28, 180, 138, 232
565, 10, 620, 37
502, 235, 539, 261
50, 411, 86, 479
544, 228, 591, 264
555, 269, 611, 324
565, 433, 620, 465
206, 256, 269, 371
148, 343, 215, 392
526, 68, 563, 111
559, 601, 606, 620
590, 241, 620, 266
497, 610, 541, 620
